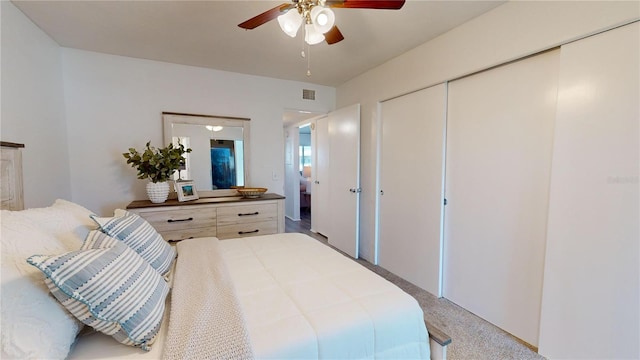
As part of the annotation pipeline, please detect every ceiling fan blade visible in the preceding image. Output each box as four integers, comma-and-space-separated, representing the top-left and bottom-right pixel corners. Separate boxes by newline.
325, 26, 345, 45
238, 3, 294, 30
326, 0, 406, 10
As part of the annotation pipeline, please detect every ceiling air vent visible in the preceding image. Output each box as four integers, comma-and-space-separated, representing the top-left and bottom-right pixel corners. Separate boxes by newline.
302, 89, 316, 100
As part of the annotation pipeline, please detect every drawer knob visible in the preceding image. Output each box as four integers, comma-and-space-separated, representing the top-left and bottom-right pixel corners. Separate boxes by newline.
238, 212, 259, 217
167, 217, 194, 223
238, 229, 259, 235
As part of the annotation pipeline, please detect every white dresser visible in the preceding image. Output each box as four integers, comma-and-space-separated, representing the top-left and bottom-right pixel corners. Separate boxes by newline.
126, 193, 285, 241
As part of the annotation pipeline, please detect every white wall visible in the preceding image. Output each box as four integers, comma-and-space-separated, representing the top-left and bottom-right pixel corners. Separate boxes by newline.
1, 1, 72, 208
336, 0, 639, 262
61, 49, 335, 215
336, 1, 638, 356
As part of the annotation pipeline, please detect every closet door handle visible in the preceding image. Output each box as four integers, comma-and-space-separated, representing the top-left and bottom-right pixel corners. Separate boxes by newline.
167, 217, 193, 223
238, 212, 259, 216
238, 229, 259, 235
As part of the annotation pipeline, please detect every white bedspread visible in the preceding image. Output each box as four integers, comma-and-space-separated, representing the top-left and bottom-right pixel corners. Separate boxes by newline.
219, 233, 430, 359
68, 233, 429, 359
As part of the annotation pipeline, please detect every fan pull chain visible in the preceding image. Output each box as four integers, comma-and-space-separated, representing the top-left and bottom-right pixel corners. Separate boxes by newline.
307, 44, 311, 77
300, 25, 311, 77
301, 28, 306, 59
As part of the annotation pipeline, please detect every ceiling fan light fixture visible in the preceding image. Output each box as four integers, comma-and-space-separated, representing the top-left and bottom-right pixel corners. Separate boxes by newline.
277, 9, 302, 37
310, 6, 335, 34
304, 23, 325, 45
206, 125, 224, 132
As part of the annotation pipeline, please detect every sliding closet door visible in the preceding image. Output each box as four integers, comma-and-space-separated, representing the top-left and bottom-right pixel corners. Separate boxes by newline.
443, 50, 559, 346
538, 23, 639, 359
378, 84, 446, 295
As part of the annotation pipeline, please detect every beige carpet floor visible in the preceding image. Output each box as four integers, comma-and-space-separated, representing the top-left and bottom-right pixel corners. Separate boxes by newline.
355, 259, 546, 360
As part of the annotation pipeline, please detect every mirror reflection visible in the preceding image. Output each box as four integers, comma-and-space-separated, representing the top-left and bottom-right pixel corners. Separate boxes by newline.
163, 113, 250, 197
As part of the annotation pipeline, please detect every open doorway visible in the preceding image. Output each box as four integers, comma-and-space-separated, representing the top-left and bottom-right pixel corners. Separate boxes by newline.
283, 109, 323, 227
299, 124, 312, 226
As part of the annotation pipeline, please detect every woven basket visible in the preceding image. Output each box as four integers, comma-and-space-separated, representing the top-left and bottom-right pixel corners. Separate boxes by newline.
236, 187, 267, 198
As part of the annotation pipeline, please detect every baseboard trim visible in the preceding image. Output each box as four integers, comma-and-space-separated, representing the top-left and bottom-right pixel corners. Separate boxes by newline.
512, 336, 538, 353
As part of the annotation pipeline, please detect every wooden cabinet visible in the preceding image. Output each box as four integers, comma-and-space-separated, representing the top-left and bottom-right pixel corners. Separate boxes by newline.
138, 207, 218, 241
126, 193, 285, 241
216, 203, 279, 239
1, 142, 25, 211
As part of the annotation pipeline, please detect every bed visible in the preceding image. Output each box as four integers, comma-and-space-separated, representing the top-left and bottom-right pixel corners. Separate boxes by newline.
1, 199, 446, 359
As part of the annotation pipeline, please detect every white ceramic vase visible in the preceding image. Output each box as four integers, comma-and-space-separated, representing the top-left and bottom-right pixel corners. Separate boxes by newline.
146, 181, 170, 203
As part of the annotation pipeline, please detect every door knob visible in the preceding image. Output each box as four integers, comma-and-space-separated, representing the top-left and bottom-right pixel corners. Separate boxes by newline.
350, 188, 356, 193
315, 180, 320, 184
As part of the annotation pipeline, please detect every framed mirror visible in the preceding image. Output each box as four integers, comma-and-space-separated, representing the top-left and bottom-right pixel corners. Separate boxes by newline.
163, 112, 250, 198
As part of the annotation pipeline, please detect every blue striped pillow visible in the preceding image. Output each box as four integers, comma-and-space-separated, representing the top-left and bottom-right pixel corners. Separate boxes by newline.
82, 229, 127, 251
27, 240, 169, 351
90, 210, 176, 275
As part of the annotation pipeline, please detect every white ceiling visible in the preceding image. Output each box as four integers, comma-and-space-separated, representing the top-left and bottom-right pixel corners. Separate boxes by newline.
12, 0, 504, 88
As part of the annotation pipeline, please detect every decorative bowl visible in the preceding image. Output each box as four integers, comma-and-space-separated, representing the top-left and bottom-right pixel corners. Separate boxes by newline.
236, 187, 268, 198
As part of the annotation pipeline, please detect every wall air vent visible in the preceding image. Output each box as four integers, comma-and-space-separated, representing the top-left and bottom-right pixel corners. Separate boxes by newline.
302, 89, 316, 100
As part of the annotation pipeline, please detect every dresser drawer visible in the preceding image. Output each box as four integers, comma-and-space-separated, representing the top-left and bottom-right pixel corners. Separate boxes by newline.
126, 195, 284, 241
138, 207, 217, 232
216, 220, 278, 239
159, 226, 217, 242
216, 203, 277, 226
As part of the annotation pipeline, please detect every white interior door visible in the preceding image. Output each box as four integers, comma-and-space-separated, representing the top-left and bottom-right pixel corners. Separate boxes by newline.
538, 23, 639, 359
378, 84, 446, 296
328, 104, 361, 258
444, 49, 559, 346
311, 116, 330, 236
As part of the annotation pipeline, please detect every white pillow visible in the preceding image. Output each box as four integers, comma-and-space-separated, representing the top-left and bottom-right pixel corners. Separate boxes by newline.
0, 210, 83, 359
17, 199, 97, 250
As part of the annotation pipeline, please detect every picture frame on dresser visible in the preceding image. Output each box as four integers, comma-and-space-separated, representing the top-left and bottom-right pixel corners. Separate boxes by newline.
175, 180, 198, 202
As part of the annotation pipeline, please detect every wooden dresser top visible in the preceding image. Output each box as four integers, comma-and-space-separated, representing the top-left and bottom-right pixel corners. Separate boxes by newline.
126, 193, 285, 209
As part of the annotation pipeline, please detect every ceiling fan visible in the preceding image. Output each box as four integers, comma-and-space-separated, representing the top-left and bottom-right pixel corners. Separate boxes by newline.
238, 0, 406, 46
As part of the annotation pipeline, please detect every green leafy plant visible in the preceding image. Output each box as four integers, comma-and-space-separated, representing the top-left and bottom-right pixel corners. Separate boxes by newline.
123, 141, 192, 183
